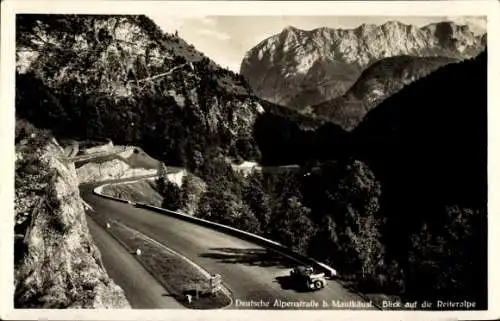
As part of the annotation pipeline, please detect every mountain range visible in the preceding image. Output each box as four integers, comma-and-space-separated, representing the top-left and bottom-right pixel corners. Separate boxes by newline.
240, 21, 486, 112
310, 55, 458, 130
15, 14, 487, 308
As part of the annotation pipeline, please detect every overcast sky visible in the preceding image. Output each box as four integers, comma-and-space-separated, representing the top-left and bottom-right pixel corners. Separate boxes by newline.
148, 15, 487, 72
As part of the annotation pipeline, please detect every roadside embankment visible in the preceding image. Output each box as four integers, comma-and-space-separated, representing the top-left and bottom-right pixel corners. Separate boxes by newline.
75, 146, 161, 184
89, 214, 232, 309
101, 179, 163, 207
98, 168, 190, 212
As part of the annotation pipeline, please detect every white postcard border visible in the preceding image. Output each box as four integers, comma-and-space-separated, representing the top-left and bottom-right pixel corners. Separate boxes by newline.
1, 1, 499, 320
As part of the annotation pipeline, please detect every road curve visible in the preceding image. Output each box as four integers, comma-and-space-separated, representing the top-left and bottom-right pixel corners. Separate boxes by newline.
81, 177, 372, 310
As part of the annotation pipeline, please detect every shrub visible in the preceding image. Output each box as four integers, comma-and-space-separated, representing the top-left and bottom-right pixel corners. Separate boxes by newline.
157, 177, 183, 211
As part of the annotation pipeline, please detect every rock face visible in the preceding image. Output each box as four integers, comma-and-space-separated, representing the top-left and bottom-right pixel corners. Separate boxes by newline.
311, 55, 458, 131
76, 159, 157, 184
16, 14, 263, 168
14, 120, 130, 308
240, 21, 485, 110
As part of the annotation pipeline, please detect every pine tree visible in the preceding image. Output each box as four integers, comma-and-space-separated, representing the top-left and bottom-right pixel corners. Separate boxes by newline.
268, 195, 315, 254
242, 171, 271, 230
160, 180, 183, 211
330, 160, 384, 282
156, 162, 168, 192
156, 162, 183, 211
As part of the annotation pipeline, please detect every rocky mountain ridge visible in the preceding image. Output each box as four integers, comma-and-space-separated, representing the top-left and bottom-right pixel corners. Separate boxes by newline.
310, 55, 458, 131
14, 13, 487, 308
16, 14, 263, 168
240, 20, 486, 110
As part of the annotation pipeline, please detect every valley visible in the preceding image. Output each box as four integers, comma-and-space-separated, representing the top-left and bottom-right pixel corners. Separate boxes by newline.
13, 13, 487, 311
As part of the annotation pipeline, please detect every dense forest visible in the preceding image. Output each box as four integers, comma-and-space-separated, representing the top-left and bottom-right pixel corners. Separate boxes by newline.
159, 50, 487, 307
311, 55, 458, 131
254, 100, 351, 165
352, 49, 487, 304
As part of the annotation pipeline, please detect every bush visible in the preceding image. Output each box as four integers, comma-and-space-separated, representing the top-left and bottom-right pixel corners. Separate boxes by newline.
242, 171, 271, 229
180, 173, 206, 215
158, 178, 183, 211
406, 205, 484, 302
297, 160, 386, 288
268, 195, 315, 254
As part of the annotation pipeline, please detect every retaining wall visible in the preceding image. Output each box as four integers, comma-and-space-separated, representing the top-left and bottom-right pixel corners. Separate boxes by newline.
81, 140, 114, 155
93, 183, 336, 277
92, 180, 382, 310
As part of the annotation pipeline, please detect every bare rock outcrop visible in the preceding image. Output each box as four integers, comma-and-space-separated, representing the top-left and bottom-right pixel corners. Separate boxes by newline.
14, 121, 130, 308
241, 21, 485, 110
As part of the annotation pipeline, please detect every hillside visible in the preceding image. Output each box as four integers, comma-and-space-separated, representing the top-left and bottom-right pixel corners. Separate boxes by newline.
253, 101, 349, 165
351, 49, 487, 304
14, 13, 487, 307
241, 21, 485, 111
14, 120, 130, 308
253, 48, 487, 306
16, 14, 263, 169
311, 55, 458, 131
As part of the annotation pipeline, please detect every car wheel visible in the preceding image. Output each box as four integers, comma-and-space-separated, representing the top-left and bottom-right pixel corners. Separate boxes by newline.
314, 280, 323, 289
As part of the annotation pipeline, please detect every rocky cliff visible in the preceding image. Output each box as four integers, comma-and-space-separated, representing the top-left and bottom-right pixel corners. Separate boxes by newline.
16, 14, 263, 168
14, 120, 130, 308
311, 55, 458, 130
241, 21, 485, 110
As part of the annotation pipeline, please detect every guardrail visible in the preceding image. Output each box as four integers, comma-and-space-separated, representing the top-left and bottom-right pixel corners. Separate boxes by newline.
93, 184, 130, 204
92, 181, 382, 310
93, 183, 337, 277
69, 146, 128, 163
146, 203, 337, 278
142, 204, 339, 276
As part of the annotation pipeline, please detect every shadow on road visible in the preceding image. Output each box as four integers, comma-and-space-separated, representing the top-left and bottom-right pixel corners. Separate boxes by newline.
161, 293, 175, 297
199, 247, 296, 269
274, 275, 317, 293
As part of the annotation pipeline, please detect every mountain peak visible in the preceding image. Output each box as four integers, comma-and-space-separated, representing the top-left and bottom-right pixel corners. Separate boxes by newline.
241, 20, 486, 110
282, 25, 300, 33
423, 20, 458, 29
355, 23, 378, 33
382, 20, 406, 27
421, 20, 466, 34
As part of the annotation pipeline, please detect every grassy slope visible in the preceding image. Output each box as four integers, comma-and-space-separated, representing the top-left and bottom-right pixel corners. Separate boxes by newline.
101, 180, 163, 207
75, 146, 160, 169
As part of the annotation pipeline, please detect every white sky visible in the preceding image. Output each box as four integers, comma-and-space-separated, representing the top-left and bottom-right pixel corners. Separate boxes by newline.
148, 15, 487, 72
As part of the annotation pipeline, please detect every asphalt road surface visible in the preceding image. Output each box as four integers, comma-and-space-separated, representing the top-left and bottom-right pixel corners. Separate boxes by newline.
86, 215, 183, 309
81, 177, 373, 310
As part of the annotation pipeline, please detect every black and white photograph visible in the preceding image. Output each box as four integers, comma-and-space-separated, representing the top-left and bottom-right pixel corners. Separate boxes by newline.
1, 0, 499, 320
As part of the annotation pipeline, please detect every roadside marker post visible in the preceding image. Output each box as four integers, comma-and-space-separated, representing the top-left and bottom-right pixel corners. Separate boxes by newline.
210, 274, 222, 295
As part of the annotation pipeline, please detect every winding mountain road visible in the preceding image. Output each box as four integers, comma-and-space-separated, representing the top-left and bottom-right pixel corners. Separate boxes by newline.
81, 176, 373, 309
